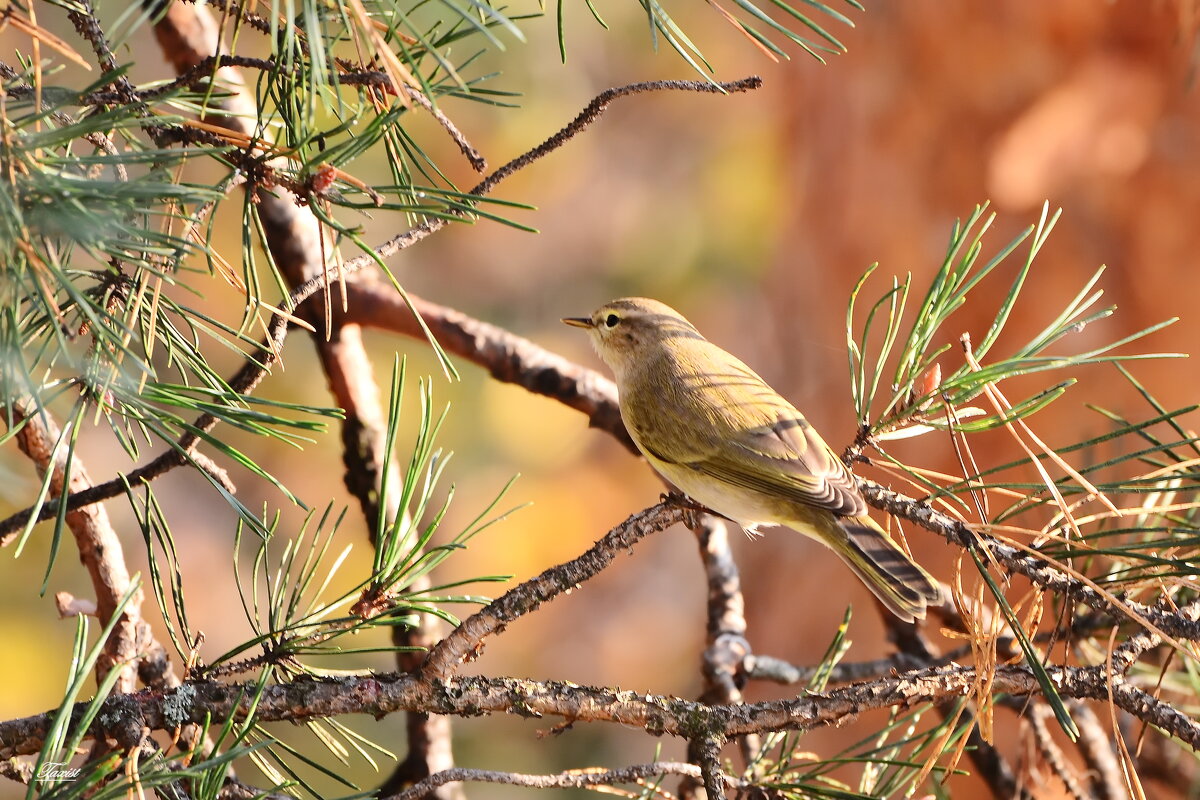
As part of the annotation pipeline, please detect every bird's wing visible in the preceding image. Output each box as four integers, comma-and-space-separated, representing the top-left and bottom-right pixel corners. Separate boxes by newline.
627, 352, 867, 517
692, 408, 867, 517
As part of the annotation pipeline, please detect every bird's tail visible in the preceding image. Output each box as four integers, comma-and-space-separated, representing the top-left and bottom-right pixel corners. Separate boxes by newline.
828, 515, 942, 622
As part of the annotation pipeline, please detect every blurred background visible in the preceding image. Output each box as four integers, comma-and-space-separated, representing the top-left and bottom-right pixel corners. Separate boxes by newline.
3, 0, 1200, 798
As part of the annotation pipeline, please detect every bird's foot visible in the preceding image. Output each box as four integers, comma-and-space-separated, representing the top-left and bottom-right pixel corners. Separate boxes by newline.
660, 489, 689, 506
661, 490, 704, 529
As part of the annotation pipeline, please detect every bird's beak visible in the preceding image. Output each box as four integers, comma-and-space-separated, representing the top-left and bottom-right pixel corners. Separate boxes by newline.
561, 317, 593, 329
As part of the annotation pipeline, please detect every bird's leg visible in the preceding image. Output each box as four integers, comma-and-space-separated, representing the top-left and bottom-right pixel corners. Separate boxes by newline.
660, 490, 739, 531
661, 490, 704, 529
660, 489, 690, 505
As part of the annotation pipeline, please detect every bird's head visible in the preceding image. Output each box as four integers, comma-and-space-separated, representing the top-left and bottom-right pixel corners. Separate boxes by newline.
562, 297, 702, 376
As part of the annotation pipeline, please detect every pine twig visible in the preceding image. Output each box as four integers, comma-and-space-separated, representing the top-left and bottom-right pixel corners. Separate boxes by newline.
7, 661, 1193, 764
694, 736, 727, 800
358, 76, 763, 267
1028, 701, 1090, 800
421, 499, 692, 678
384, 762, 742, 800
0, 75, 757, 541
11, 401, 144, 696
1070, 700, 1129, 800
688, 515, 760, 788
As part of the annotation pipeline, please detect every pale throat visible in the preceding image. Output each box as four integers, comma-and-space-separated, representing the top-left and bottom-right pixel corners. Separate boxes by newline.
590, 337, 639, 384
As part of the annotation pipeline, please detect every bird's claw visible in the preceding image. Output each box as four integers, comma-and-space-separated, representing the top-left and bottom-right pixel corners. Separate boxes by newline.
660, 491, 704, 528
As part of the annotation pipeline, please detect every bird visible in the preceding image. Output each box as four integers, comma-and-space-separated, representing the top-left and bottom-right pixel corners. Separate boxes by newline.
563, 297, 941, 622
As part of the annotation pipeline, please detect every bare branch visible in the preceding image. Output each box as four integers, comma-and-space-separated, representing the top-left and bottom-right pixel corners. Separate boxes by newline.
1029, 701, 1090, 800
11, 401, 144, 695
745, 651, 932, 685
693, 736, 728, 800
151, 4, 462, 791
385, 762, 741, 800
353, 76, 764, 268
859, 480, 1200, 640
0, 74, 757, 540
5, 662, 1196, 761
189, 450, 237, 495
324, 279, 633, 451
421, 500, 691, 678
687, 514, 759, 788
83, 54, 393, 104
1070, 700, 1129, 800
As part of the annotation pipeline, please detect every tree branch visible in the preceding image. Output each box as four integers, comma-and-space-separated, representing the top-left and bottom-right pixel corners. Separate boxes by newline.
4, 662, 1196, 760
324, 279, 634, 451
10, 402, 153, 696
1028, 701, 1089, 800
421, 500, 690, 679
693, 735, 728, 800
385, 762, 742, 800
1070, 699, 1129, 800
151, 5, 462, 793
685, 514, 758, 795
0, 73, 760, 540
355, 76, 763, 268
858, 480, 1200, 640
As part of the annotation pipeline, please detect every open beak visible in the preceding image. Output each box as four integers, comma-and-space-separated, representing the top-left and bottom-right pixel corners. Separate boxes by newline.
561, 317, 593, 329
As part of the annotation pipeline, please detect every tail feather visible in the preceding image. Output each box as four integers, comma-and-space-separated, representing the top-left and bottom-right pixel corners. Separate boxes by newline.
831, 515, 941, 622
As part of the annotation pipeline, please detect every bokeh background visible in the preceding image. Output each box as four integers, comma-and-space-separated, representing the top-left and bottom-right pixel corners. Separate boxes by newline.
3, 1, 1200, 798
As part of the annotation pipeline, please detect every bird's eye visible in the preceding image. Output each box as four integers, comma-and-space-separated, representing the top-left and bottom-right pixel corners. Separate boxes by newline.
604, 314, 620, 328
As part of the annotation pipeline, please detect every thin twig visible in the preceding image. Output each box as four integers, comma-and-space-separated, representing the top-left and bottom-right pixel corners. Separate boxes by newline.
385, 762, 742, 800
745, 651, 933, 684
358, 76, 763, 267
216, 778, 293, 800
11, 401, 143, 695
400, 83, 486, 172
1029, 701, 1089, 800
689, 514, 760, 783
1070, 700, 1129, 800
0, 75, 754, 541
858, 480, 1200, 640
189, 450, 236, 495
63, 0, 120, 80
83, 54, 392, 104
0, 62, 127, 180
421, 499, 692, 678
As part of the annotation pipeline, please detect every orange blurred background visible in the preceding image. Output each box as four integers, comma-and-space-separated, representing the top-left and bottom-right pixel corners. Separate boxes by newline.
3, 1, 1200, 798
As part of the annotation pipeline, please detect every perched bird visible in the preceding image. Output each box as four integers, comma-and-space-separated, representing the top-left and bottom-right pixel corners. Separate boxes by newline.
563, 297, 941, 622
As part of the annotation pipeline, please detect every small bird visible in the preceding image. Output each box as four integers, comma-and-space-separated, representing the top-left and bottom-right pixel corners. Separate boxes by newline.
564, 297, 941, 622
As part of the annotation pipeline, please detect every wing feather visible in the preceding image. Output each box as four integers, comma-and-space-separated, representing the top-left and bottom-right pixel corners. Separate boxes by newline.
624, 344, 866, 516
689, 413, 866, 516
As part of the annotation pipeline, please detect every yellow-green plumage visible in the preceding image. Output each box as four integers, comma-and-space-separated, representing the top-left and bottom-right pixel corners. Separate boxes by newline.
564, 297, 940, 622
